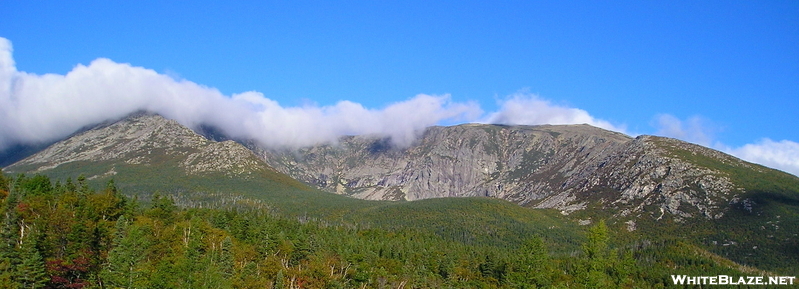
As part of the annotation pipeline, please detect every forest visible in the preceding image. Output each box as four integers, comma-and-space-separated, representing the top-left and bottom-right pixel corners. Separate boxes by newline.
0, 173, 770, 288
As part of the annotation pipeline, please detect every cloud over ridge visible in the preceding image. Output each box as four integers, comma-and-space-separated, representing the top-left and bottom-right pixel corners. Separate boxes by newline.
0, 37, 625, 151
653, 114, 799, 176
729, 139, 799, 176
2, 37, 796, 177
0, 38, 485, 149
485, 93, 625, 132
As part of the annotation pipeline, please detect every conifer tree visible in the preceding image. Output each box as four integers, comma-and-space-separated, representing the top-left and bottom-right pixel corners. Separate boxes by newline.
0, 188, 21, 286
15, 234, 48, 289
0, 173, 8, 193
507, 236, 551, 287
580, 220, 614, 288
64, 178, 77, 194
147, 193, 177, 224
101, 215, 148, 288
76, 175, 90, 195
274, 270, 285, 289
220, 236, 234, 279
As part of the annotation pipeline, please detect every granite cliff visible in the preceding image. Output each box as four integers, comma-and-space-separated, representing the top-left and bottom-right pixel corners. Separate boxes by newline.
4, 113, 797, 226
255, 123, 788, 224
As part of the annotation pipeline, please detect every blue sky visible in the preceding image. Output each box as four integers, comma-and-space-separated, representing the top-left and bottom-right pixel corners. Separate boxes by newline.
1, 1, 798, 174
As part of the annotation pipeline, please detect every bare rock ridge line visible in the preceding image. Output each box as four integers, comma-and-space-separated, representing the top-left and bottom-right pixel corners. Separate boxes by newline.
254, 121, 753, 222
5, 113, 793, 223
256, 124, 632, 203
5, 114, 275, 179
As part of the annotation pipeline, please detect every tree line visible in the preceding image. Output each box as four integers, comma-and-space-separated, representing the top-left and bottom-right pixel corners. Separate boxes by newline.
0, 173, 750, 288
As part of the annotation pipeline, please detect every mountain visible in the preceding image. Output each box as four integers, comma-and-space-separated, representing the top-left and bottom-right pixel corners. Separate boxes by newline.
4, 115, 271, 179
3, 113, 798, 273
2, 113, 313, 209
256, 123, 784, 220
253, 122, 799, 272
0, 114, 582, 248
6, 113, 266, 177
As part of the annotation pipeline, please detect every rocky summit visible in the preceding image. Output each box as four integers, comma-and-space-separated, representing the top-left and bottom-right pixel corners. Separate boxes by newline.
4, 113, 276, 180
255, 123, 789, 223
4, 113, 798, 225
3, 113, 798, 275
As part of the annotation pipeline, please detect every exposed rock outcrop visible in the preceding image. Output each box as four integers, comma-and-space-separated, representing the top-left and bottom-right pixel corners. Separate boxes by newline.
5, 114, 783, 222
5, 114, 272, 179
256, 124, 747, 221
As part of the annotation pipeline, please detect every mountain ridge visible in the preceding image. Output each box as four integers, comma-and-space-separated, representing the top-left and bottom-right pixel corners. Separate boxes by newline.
5, 113, 796, 223
254, 122, 781, 224
2, 113, 798, 273
2, 114, 312, 202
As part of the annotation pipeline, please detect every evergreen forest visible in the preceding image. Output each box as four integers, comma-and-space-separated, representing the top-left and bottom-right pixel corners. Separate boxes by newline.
0, 174, 783, 288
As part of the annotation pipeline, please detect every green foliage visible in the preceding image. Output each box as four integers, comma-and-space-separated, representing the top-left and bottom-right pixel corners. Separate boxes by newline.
219, 236, 234, 279
23, 158, 582, 253
506, 236, 552, 288
15, 237, 48, 289
146, 193, 178, 223
577, 220, 615, 288
101, 215, 150, 288
274, 270, 285, 289
15, 174, 53, 197
640, 139, 799, 274
0, 173, 783, 288
349, 196, 581, 251
0, 173, 9, 193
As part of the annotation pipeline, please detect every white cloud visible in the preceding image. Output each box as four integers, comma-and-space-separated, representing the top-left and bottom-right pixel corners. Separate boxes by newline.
484, 93, 626, 133
2, 37, 634, 152
227, 92, 481, 148
0, 37, 482, 150
653, 114, 716, 147
0, 38, 14, 100
653, 114, 799, 177
7, 36, 796, 178
727, 139, 799, 177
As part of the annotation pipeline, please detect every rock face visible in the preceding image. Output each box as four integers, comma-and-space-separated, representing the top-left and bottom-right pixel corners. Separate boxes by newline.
256, 123, 751, 220
5, 114, 273, 179
5, 114, 788, 222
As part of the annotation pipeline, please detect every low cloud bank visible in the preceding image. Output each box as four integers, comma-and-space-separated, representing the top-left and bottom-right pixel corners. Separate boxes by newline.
486, 93, 625, 132
654, 114, 799, 176
0, 38, 482, 149
2, 37, 797, 176
0, 37, 622, 151
654, 114, 715, 147
729, 139, 799, 176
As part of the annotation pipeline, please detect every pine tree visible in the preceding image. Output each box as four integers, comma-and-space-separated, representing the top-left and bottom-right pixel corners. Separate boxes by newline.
64, 178, 77, 194
507, 236, 551, 287
101, 216, 149, 288
580, 220, 614, 288
219, 236, 234, 279
15, 235, 48, 289
0, 173, 9, 193
76, 175, 90, 195
146, 193, 177, 224
274, 270, 285, 289
0, 186, 21, 288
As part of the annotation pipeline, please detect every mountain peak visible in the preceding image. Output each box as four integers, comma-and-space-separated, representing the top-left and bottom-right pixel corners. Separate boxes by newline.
255, 122, 797, 224
3, 114, 275, 180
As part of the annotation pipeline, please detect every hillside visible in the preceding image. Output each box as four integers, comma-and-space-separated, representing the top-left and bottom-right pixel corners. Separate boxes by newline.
2, 113, 313, 207
3, 113, 798, 274
6, 113, 280, 180
0, 114, 582, 251
2, 173, 769, 288
256, 123, 797, 222
255, 122, 799, 273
